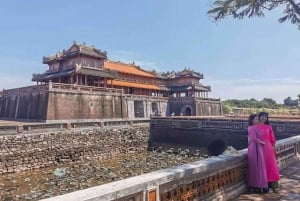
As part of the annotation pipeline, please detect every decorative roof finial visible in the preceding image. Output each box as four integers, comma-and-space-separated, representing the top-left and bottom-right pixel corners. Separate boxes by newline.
73, 40, 77, 45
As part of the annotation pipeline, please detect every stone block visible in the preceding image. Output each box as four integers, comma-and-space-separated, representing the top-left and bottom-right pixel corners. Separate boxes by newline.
16, 124, 23, 133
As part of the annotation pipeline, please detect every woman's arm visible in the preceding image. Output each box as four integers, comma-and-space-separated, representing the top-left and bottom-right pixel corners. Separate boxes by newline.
248, 126, 265, 145
269, 125, 276, 154
269, 125, 276, 146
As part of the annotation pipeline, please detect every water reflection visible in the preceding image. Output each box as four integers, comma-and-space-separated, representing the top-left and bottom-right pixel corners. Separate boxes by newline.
53, 168, 66, 177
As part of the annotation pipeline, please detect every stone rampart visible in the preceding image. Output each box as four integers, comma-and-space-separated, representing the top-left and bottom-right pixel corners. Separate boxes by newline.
46, 90, 127, 120
0, 83, 169, 121
0, 90, 49, 120
150, 117, 300, 151
0, 126, 149, 175
167, 97, 222, 116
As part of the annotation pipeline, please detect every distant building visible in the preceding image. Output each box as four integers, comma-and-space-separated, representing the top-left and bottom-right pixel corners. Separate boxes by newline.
0, 42, 222, 121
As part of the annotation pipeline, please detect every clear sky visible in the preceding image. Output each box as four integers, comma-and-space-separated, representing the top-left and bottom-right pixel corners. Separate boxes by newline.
0, 0, 299, 103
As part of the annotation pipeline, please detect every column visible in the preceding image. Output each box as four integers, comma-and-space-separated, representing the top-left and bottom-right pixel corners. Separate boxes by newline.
104, 78, 107, 88
49, 80, 53, 89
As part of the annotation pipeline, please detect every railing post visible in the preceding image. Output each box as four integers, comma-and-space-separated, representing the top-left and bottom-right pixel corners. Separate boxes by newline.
49, 80, 53, 89
129, 121, 133, 126
66, 123, 72, 130
16, 124, 23, 133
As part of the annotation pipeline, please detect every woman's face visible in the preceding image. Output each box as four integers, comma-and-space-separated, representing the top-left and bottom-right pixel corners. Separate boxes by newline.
252, 116, 259, 125
259, 114, 267, 123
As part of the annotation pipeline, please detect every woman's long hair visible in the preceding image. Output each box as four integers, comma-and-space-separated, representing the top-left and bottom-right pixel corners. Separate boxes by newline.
248, 114, 258, 126
258, 112, 270, 125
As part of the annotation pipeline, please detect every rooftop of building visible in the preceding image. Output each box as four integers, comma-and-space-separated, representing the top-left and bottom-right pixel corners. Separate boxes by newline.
43, 41, 107, 63
162, 68, 204, 79
104, 60, 156, 78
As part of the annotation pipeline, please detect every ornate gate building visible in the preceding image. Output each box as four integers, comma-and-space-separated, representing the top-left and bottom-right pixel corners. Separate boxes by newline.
0, 42, 222, 121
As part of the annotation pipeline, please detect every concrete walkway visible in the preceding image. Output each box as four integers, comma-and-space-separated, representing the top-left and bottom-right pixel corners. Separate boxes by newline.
235, 159, 300, 201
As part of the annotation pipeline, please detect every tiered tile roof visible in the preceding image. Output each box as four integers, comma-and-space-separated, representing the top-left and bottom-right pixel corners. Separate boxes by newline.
104, 61, 155, 78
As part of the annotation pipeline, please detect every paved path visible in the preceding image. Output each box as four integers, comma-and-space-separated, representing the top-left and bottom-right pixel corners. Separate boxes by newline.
0, 120, 42, 126
235, 159, 300, 201
0, 120, 21, 126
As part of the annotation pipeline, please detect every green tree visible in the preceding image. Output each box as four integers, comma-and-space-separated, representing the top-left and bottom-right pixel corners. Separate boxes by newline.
222, 103, 232, 114
208, 0, 300, 29
262, 98, 278, 109
222, 98, 280, 109
283, 96, 298, 106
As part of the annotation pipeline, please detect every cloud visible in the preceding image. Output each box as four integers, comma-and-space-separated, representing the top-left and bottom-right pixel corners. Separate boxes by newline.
204, 78, 300, 103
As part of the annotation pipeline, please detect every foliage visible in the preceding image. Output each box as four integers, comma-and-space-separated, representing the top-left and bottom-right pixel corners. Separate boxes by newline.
283, 96, 298, 106
222, 98, 281, 109
222, 97, 300, 115
222, 103, 232, 114
208, 0, 300, 29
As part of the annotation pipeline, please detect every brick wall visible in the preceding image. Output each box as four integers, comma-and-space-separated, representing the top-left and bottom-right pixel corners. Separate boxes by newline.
46, 91, 127, 120
0, 91, 48, 120
0, 126, 149, 174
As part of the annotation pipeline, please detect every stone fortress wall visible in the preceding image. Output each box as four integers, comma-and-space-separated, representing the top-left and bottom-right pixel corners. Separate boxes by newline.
0, 83, 222, 121
0, 126, 149, 175
0, 83, 169, 121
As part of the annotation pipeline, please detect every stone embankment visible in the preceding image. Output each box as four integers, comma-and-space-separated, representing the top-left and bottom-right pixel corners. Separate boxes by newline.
0, 126, 149, 174
0, 126, 204, 201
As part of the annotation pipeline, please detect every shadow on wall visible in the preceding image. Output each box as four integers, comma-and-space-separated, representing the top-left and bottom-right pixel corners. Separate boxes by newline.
181, 105, 192, 116
134, 101, 144, 118
207, 139, 227, 156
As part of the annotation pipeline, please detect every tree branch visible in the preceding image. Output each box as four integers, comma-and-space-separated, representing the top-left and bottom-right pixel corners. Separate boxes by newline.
287, 0, 300, 15
258, 4, 272, 10
270, 0, 286, 3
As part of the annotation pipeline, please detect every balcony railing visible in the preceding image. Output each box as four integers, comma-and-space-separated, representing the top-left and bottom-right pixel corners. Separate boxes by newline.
3, 84, 49, 95
168, 96, 220, 102
50, 83, 123, 94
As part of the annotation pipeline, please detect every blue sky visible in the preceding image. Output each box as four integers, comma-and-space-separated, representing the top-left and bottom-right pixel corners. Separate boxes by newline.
0, 0, 299, 103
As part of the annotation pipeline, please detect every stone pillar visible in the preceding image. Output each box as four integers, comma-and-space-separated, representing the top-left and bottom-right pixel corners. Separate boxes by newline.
16, 124, 23, 133
14, 95, 19, 119
144, 101, 147, 118
112, 96, 115, 116
66, 123, 72, 130
49, 80, 53, 89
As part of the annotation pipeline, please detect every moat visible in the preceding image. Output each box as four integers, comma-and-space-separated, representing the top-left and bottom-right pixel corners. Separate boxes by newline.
1, 117, 298, 201
0, 148, 203, 201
